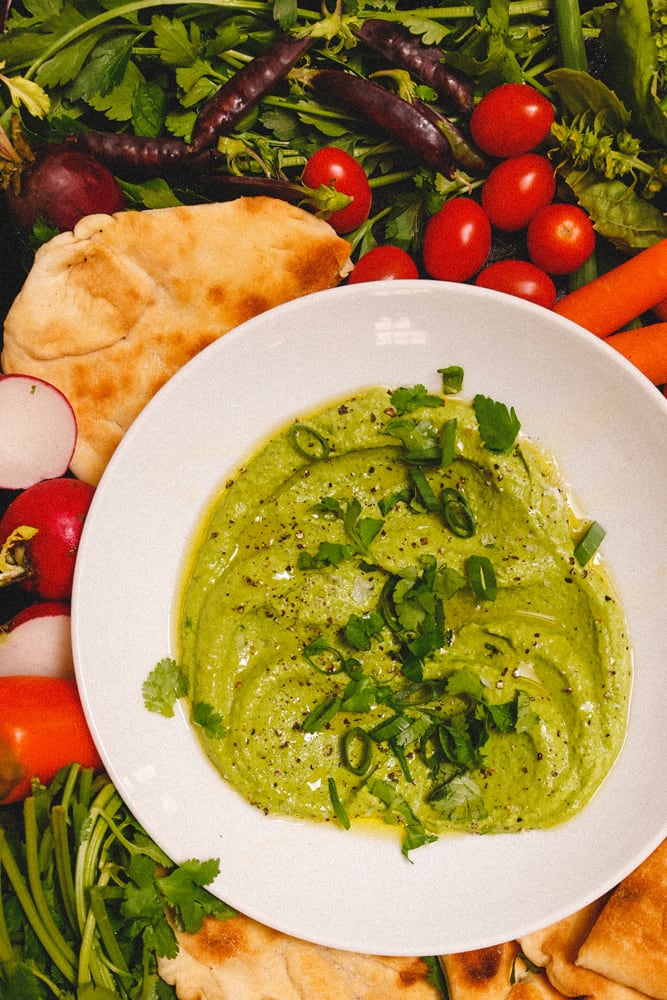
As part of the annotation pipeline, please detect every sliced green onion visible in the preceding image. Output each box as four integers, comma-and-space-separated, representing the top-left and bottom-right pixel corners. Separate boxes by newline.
302, 695, 342, 733
467, 554, 497, 601
440, 487, 476, 538
302, 636, 347, 674
409, 468, 439, 512
288, 422, 330, 461
369, 713, 414, 743
440, 418, 457, 468
328, 777, 351, 829
342, 726, 373, 776
438, 365, 464, 394
574, 520, 606, 566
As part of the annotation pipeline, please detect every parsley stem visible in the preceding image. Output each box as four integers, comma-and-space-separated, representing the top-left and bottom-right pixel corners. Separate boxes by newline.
52, 804, 79, 935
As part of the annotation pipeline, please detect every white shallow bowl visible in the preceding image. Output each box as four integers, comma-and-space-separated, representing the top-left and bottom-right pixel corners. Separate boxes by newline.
72, 280, 667, 957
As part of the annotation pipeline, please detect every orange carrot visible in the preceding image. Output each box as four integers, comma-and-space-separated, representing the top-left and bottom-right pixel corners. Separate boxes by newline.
605, 323, 667, 385
554, 239, 667, 337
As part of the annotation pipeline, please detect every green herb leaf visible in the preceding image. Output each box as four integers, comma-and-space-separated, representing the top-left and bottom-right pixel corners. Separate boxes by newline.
143, 658, 189, 716
390, 383, 444, 414
472, 394, 521, 452
343, 611, 385, 650
191, 701, 226, 739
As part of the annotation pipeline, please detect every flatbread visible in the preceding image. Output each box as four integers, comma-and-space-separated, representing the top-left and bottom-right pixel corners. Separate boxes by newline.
1, 198, 352, 485
439, 942, 566, 1000
157, 913, 441, 1000
576, 840, 667, 1000
519, 898, 652, 1000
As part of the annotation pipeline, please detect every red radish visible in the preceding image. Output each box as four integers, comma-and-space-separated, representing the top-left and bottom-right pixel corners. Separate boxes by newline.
0, 477, 95, 599
0, 601, 73, 678
7, 146, 126, 234
0, 374, 77, 489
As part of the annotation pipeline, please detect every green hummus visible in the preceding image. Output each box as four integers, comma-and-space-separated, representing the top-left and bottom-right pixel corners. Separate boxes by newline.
179, 385, 631, 849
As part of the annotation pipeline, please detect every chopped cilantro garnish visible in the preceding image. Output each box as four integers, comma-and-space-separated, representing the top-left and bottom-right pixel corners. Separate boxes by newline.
191, 701, 226, 739
389, 383, 444, 414
142, 657, 189, 716
472, 393, 521, 452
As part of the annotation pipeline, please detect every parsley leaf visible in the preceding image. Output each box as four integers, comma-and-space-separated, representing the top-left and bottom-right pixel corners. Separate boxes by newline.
142, 657, 189, 716
157, 858, 230, 934
472, 393, 521, 452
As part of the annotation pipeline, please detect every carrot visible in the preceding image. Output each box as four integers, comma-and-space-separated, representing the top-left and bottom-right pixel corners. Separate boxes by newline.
605, 323, 667, 384
553, 239, 667, 337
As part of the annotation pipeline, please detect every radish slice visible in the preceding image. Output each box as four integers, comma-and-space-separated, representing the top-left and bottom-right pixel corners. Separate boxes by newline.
0, 601, 74, 678
0, 374, 77, 489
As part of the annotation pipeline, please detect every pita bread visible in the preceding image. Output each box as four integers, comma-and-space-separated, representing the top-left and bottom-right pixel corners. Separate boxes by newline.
519, 899, 652, 1000
576, 840, 667, 1000
439, 942, 566, 1000
1, 198, 352, 485
157, 913, 441, 1000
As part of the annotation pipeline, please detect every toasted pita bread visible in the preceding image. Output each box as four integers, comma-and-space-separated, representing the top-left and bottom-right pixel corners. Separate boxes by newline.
1, 198, 352, 485
519, 899, 652, 1000
157, 913, 441, 1000
439, 942, 566, 1000
576, 840, 667, 1000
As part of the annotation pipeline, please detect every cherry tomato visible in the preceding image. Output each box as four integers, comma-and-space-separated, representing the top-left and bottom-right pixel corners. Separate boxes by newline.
348, 245, 419, 283
470, 84, 555, 158
475, 259, 557, 309
422, 197, 492, 282
481, 153, 556, 232
0, 675, 102, 803
302, 147, 372, 234
526, 203, 596, 275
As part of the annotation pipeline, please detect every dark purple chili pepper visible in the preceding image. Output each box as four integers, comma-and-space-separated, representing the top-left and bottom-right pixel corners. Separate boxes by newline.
1, 0, 12, 32
356, 19, 474, 116
310, 69, 455, 178
189, 34, 314, 155
416, 102, 491, 176
189, 173, 311, 205
66, 131, 220, 180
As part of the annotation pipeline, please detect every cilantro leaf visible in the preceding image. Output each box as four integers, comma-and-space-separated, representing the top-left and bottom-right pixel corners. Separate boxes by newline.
157, 858, 231, 934
191, 701, 226, 739
343, 611, 385, 650
143, 657, 189, 716
389, 383, 444, 414
472, 393, 521, 452
381, 416, 442, 463
298, 541, 354, 568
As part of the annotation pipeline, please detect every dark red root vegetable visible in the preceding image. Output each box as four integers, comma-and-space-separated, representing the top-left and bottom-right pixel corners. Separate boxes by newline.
7, 146, 126, 233
356, 19, 474, 116
190, 34, 314, 155
67, 131, 220, 180
309, 69, 455, 178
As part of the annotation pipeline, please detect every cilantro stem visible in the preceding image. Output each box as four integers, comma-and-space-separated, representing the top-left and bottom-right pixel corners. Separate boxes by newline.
0, 827, 77, 982
23, 795, 78, 971
52, 804, 78, 935
0, 865, 15, 963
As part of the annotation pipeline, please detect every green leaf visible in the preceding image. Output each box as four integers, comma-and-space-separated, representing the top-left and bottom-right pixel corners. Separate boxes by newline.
142, 658, 189, 717
191, 702, 226, 739
343, 611, 385, 651
297, 541, 354, 568
152, 14, 201, 66
389, 383, 444, 415
67, 33, 135, 101
132, 78, 166, 136
547, 67, 631, 130
0, 73, 50, 116
157, 858, 230, 934
381, 416, 442, 463
472, 393, 521, 452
